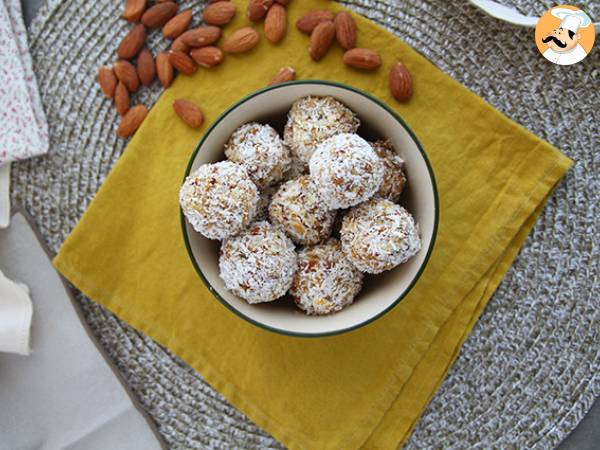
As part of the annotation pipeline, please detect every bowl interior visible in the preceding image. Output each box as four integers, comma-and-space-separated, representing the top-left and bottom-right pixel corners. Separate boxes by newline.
183, 82, 437, 336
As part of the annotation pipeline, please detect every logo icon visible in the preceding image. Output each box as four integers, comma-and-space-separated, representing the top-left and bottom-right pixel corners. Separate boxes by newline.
535, 5, 595, 65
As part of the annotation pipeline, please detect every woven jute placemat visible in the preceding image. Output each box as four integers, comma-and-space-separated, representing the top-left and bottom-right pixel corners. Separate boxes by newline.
11, 0, 599, 448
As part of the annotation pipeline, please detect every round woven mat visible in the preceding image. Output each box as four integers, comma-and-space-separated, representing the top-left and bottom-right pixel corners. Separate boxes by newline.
12, 0, 599, 448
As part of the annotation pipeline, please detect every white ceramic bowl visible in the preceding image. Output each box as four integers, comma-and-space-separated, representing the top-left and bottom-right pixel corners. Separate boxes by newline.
181, 81, 439, 337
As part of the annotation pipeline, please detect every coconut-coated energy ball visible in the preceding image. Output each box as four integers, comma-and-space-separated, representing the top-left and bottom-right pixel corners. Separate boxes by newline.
180, 161, 259, 240
224, 122, 290, 189
269, 176, 336, 246
290, 239, 363, 315
340, 198, 421, 274
371, 139, 407, 203
284, 96, 360, 166
309, 133, 384, 209
219, 221, 298, 304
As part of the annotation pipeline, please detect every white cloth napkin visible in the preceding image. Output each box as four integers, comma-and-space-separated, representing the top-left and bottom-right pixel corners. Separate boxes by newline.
0, 267, 32, 355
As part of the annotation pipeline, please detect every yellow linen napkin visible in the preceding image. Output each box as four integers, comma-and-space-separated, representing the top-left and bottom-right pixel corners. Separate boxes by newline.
53, 1, 572, 448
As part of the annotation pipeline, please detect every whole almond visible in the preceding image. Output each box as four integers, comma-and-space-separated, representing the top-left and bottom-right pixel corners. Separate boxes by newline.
162, 9, 193, 39
247, 0, 273, 22
296, 10, 335, 33
156, 52, 173, 87
123, 0, 146, 23
343, 48, 381, 70
117, 24, 146, 60
179, 26, 222, 47
173, 99, 204, 128
268, 66, 295, 85
141, 2, 177, 28
275, 0, 290, 4
203, 2, 237, 26
137, 47, 155, 86
309, 21, 335, 61
334, 12, 356, 50
113, 60, 140, 92
169, 50, 196, 75
114, 82, 130, 116
117, 105, 149, 138
222, 27, 260, 53
264, 4, 286, 43
190, 46, 224, 68
171, 36, 189, 52
98, 66, 117, 98
389, 62, 413, 102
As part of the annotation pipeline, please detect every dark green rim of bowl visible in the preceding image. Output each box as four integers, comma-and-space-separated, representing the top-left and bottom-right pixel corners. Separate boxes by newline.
180, 80, 439, 338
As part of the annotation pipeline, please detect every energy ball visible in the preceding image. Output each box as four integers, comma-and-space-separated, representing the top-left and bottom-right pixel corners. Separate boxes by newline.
269, 176, 336, 246
284, 96, 360, 166
219, 221, 297, 304
340, 198, 421, 274
180, 161, 259, 240
309, 133, 384, 209
290, 239, 363, 315
371, 139, 407, 203
224, 122, 290, 189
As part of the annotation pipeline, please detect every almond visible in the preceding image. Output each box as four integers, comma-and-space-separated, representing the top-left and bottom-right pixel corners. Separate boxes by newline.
203, 2, 237, 26
117, 105, 149, 138
117, 24, 146, 60
113, 60, 140, 92
190, 46, 224, 68
247, 0, 273, 22
222, 27, 260, 53
171, 36, 189, 52
275, 0, 290, 4
141, 2, 177, 28
179, 26, 222, 47
169, 50, 196, 75
114, 82, 130, 116
162, 9, 193, 39
264, 4, 286, 43
309, 21, 335, 61
389, 62, 413, 102
334, 12, 356, 50
156, 51, 173, 87
173, 99, 204, 128
136, 47, 155, 86
268, 66, 295, 85
98, 66, 117, 98
123, 0, 146, 23
343, 48, 381, 70
296, 10, 335, 33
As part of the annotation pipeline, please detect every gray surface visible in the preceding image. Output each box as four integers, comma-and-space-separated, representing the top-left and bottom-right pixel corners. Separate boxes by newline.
13, 0, 600, 448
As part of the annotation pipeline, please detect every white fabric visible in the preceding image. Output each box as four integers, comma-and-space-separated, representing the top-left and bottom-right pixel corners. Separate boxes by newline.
0, 163, 9, 228
0, 267, 32, 355
542, 43, 588, 65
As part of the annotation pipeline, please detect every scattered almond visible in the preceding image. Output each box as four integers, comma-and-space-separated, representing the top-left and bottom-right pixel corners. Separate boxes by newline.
169, 50, 197, 75
171, 36, 189, 52
156, 51, 174, 87
203, 1, 237, 26
296, 10, 335, 33
117, 105, 149, 137
137, 47, 155, 86
173, 99, 204, 128
179, 26, 222, 48
389, 62, 413, 102
162, 9, 193, 39
222, 27, 260, 53
334, 12, 356, 50
141, 2, 177, 28
343, 48, 381, 70
114, 82, 130, 116
190, 46, 224, 68
247, 0, 273, 22
117, 24, 146, 60
113, 60, 140, 92
275, 0, 290, 4
123, 0, 146, 23
268, 66, 295, 85
98, 66, 117, 98
264, 4, 287, 43
309, 21, 335, 61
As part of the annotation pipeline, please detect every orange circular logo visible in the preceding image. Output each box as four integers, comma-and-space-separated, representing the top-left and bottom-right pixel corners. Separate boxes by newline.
535, 5, 595, 65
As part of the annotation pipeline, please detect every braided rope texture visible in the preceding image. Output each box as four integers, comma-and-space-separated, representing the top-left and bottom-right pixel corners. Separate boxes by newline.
11, 0, 599, 448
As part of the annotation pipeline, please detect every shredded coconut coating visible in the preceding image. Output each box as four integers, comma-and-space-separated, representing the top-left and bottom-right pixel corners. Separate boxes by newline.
290, 239, 363, 315
371, 139, 407, 203
284, 96, 360, 166
219, 221, 298, 304
269, 176, 336, 246
180, 161, 259, 240
224, 122, 291, 189
340, 198, 421, 274
309, 133, 384, 209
